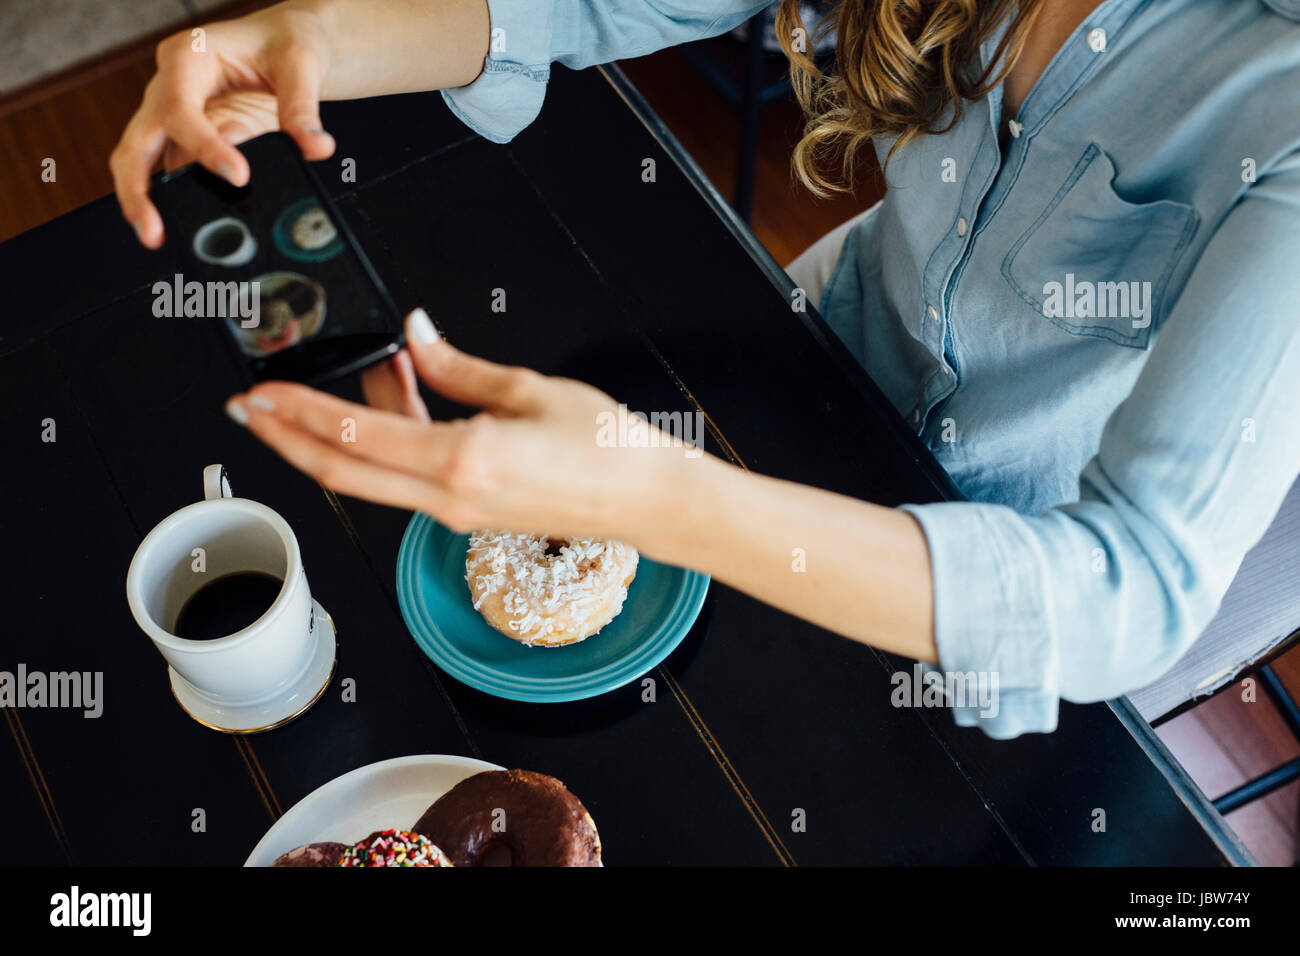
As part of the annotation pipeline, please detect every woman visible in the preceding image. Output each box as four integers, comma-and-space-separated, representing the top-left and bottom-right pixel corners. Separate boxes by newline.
112, 0, 1300, 737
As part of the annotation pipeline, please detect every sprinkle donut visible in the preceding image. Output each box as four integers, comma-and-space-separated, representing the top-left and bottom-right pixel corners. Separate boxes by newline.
338, 829, 452, 867
465, 532, 639, 647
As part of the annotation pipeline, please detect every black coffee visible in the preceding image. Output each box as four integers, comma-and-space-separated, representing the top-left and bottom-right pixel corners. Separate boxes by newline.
173, 571, 283, 641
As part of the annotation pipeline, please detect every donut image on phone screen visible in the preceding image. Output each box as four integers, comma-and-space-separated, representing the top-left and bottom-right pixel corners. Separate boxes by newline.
228, 271, 326, 357
273, 198, 344, 263
192, 216, 257, 267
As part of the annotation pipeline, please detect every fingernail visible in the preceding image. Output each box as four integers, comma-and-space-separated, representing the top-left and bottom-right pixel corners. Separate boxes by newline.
407, 307, 439, 345
225, 399, 249, 426
304, 126, 327, 136
131, 220, 144, 240
217, 161, 239, 184
247, 394, 275, 413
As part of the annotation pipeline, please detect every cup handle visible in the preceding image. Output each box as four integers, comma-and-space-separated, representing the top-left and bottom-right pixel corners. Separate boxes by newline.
203, 464, 233, 501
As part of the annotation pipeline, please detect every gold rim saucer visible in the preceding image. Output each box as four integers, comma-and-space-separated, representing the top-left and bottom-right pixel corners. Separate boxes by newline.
168, 607, 337, 735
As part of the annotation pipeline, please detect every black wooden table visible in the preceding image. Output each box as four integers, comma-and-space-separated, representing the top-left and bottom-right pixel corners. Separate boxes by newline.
0, 65, 1251, 867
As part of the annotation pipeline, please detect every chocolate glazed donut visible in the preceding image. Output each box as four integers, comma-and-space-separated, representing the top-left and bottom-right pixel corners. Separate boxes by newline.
413, 770, 601, 867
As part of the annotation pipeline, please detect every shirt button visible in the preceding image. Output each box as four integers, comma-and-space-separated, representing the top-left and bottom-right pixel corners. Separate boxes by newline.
1087, 28, 1107, 53
912, 409, 921, 426
1008, 119, 1024, 138
927, 305, 938, 321
956, 217, 968, 237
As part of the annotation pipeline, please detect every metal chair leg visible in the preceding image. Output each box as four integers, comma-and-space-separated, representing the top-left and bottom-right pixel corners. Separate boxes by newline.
1259, 663, 1300, 737
1211, 664, 1300, 814
1213, 756, 1300, 814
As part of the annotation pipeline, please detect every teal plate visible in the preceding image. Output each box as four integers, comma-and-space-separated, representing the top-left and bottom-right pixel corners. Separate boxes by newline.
396, 514, 710, 702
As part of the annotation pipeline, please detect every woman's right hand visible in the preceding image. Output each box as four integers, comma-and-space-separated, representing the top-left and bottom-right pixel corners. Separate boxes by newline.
111, 2, 337, 248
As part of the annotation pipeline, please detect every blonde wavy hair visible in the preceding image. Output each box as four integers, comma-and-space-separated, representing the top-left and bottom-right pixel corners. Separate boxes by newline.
775, 0, 1045, 195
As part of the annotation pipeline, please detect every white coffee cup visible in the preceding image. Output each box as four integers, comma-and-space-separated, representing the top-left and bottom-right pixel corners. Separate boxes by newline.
126, 465, 334, 731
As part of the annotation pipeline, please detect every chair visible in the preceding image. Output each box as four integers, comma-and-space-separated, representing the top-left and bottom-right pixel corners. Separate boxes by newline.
678, 3, 836, 222
1128, 474, 1300, 813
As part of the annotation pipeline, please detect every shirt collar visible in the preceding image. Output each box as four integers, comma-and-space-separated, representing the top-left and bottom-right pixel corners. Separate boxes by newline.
980, 0, 1149, 137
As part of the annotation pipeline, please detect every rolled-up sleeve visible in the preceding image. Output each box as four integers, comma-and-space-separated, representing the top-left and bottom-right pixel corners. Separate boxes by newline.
443, 0, 769, 143
901, 149, 1300, 738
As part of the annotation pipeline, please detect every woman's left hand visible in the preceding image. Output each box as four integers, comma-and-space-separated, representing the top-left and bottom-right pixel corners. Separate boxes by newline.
224, 308, 696, 543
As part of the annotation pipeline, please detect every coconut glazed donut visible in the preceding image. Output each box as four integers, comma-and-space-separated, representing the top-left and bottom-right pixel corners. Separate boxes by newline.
412, 769, 601, 867
465, 532, 638, 647
291, 207, 337, 250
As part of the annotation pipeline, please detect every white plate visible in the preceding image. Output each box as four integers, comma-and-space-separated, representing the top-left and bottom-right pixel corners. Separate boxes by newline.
244, 754, 504, 866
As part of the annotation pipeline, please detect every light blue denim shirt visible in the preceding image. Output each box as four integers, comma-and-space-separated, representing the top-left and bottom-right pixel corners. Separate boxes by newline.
444, 0, 1300, 737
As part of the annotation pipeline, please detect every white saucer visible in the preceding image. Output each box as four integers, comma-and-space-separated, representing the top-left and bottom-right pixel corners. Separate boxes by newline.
168, 600, 337, 734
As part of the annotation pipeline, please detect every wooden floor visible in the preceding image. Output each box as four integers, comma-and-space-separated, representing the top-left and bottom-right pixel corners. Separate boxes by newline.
0, 0, 271, 243
1158, 664, 1299, 866
0, 57, 156, 239
0, 7, 1295, 866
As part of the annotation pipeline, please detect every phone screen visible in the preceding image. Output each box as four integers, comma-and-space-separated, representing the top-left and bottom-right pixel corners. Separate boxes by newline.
151, 132, 402, 386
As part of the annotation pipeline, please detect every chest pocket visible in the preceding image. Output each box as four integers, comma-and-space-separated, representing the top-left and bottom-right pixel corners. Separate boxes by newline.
1001, 143, 1199, 349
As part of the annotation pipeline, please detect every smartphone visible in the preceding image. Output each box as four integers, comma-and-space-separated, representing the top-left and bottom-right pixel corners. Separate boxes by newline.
151, 131, 404, 387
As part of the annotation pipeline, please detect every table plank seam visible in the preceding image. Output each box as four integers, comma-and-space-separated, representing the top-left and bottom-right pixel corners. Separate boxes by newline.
38, 331, 289, 842
3, 272, 171, 362
328, 132, 480, 205
4, 707, 75, 864
326, 179, 492, 764
658, 667, 797, 866
233, 737, 283, 821
492, 146, 808, 865
865, 651, 1036, 865
317, 487, 484, 761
